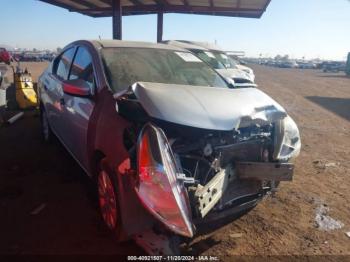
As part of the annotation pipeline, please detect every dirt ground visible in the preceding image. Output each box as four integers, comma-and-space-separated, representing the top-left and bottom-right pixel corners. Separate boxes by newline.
0, 62, 349, 258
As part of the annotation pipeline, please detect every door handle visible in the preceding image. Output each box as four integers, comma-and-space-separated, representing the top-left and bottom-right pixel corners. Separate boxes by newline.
60, 98, 65, 106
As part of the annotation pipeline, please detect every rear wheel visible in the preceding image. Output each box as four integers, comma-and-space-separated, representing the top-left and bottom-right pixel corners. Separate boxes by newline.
97, 161, 123, 238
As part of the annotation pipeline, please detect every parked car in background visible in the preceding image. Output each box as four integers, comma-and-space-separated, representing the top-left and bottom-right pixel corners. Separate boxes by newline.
278, 60, 299, 68
322, 61, 346, 72
163, 40, 256, 87
41, 53, 56, 61
231, 57, 255, 78
298, 61, 317, 69
264, 60, 277, 67
38, 40, 301, 255
19, 52, 44, 62
0, 48, 11, 65
346, 53, 350, 76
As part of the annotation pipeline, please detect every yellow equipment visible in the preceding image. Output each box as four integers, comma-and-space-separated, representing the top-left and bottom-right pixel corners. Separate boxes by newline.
14, 68, 38, 109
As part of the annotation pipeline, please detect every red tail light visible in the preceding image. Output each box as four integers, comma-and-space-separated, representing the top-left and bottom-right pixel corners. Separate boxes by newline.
135, 123, 193, 237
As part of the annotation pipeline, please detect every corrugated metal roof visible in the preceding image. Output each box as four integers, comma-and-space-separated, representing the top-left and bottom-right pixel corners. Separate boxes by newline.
39, 0, 271, 18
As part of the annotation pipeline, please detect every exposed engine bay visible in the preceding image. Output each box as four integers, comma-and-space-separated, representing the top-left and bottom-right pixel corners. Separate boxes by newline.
168, 123, 274, 213
116, 81, 301, 238
148, 120, 293, 219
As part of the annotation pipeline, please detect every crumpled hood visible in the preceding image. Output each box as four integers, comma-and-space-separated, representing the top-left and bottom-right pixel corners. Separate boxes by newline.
216, 68, 254, 82
126, 82, 287, 131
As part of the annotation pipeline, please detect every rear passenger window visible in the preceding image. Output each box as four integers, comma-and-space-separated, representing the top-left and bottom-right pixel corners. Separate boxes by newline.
70, 47, 94, 89
54, 48, 76, 80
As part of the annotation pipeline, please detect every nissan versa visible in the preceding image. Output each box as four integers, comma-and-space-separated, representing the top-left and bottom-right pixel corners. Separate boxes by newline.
38, 40, 301, 254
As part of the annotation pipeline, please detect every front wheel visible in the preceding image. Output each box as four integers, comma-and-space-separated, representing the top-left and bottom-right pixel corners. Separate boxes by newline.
97, 162, 123, 239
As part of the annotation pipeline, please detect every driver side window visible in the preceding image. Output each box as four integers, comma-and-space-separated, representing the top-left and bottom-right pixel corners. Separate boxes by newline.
69, 46, 94, 90
53, 48, 76, 80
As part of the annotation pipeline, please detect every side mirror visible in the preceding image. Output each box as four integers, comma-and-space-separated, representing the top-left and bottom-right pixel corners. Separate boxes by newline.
63, 79, 91, 97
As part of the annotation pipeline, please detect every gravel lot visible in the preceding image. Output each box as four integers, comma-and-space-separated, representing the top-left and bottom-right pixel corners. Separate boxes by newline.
0, 62, 349, 258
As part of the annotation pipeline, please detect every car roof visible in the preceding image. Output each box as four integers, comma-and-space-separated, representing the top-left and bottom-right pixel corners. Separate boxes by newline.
87, 39, 187, 52
163, 40, 224, 52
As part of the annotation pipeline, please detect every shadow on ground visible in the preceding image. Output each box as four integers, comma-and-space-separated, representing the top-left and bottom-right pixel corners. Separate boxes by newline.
0, 112, 144, 255
305, 96, 350, 121
187, 237, 223, 255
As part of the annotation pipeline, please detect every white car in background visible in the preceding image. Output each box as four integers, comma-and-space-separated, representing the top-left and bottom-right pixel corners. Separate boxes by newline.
233, 59, 255, 80
163, 40, 256, 87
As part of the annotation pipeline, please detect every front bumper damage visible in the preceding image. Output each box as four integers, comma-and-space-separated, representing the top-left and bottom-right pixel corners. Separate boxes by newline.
113, 82, 300, 255
192, 161, 294, 219
132, 161, 294, 255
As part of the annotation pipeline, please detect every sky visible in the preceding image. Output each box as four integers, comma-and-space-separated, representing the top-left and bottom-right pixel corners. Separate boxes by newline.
1, 0, 350, 60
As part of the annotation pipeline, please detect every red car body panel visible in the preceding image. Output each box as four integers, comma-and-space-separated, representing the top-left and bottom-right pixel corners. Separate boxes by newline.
38, 40, 156, 239
0, 48, 11, 64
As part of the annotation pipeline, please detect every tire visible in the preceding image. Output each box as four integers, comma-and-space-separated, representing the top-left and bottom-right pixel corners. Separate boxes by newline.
40, 108, 53, 143
97, 160, 123, 239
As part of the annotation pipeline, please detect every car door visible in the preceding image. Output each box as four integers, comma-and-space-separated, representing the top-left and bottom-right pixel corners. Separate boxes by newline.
45, 47, 76, 136
59, 46, 96, 171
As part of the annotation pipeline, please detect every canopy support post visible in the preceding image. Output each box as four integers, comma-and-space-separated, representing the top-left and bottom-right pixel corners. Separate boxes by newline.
112, 0, 122, 40
157, 12, 163, 42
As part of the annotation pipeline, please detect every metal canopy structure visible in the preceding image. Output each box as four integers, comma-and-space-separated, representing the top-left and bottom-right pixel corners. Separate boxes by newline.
40, 0, 271, 41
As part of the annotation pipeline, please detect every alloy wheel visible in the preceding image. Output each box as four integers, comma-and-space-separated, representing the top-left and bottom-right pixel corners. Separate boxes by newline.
98, 170, 118, 230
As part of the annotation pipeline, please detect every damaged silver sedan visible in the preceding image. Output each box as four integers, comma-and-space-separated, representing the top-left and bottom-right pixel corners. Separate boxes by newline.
38, 40, 301, 255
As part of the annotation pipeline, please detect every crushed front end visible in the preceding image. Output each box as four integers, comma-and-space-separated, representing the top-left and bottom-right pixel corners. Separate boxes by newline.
157, 115, 299, 225
115, 82, 301, 254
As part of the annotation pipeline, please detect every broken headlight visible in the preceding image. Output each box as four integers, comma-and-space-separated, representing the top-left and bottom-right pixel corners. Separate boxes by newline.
135, 123, 194, 237
275, 116, 301, 161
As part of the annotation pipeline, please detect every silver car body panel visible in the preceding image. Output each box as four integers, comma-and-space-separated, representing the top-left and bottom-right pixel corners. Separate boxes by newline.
216, 68, 254, 83
130, 82, 287, 131
236, 64, 255, 78
60, 94, 94, 169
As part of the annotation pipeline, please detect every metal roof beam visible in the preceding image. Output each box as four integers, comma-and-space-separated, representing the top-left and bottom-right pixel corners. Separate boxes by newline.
100, 0, 144, 6
112, 0, 122, 39
99, 0, 113, 7
85, 10, 260, 17
154, 0, 169, 7
129, 0, 144, 5
68, 0, 100, 9
78, 6, 262, 13
209, 0, 214, 8
157, 12, 163, 42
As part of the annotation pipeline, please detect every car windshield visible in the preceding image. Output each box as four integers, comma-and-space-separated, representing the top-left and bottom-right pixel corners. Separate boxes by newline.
102, 47, 228, 92
192, 50, 226, 69
212, 51, 239, 69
